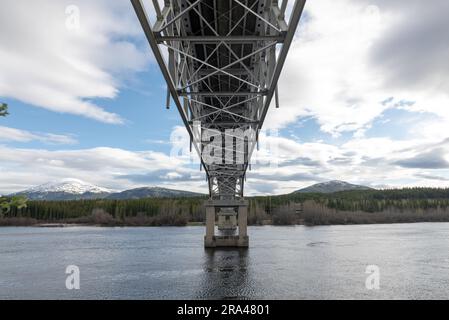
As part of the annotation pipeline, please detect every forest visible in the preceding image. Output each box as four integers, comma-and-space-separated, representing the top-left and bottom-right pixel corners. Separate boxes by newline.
2, 187, 449, 226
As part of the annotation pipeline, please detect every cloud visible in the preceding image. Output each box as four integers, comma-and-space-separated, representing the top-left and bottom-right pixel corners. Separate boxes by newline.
250, 171, 322, 183
242, 135, 449, 195
186, 0, 449, 193
117, 169, 204, 184
2, 132, 449, 196
263, 0, 449, 142
0, 145, 207, 195
144, 139, 170, 145
248, 181, 279, 195
0, 0, 149, 124
414, 174, 449, 182
0, 126, 77, 144
278, 157, 322, 167
366, 0, 449, 92
160, 122, 449, 195
395, 149, 449, 169
265, 0, 390, 134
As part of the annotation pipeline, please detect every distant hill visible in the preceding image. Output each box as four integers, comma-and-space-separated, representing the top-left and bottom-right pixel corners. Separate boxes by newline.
106, 187, 204, 199
11, 179, 205, 200
293, 180, 373, 193
11, 178, 112, 200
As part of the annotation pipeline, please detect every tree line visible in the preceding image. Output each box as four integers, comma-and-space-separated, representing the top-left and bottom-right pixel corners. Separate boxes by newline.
3, 187, 449, 226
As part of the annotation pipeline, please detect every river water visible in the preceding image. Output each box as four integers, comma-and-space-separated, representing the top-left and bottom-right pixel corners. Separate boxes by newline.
1, 223, 449, 299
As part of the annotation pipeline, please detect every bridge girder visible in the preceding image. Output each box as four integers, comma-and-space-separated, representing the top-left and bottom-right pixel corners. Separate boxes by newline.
131, 0, 306, 200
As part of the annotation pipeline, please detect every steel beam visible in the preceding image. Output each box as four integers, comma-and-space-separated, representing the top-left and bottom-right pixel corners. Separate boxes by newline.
131, 0, 306, 201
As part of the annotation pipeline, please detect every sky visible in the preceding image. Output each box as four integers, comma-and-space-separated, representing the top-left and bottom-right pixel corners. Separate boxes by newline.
1, 0, 449, 195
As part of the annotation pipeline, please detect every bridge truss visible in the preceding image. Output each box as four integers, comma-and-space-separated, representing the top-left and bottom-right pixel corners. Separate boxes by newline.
131, 0, 306, 201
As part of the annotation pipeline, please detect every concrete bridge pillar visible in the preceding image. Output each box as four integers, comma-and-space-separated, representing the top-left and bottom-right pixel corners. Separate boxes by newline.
217, 208, 237, 231
204, 205, 215, 247
238, 205, 248, 246
204, 199, 248, 248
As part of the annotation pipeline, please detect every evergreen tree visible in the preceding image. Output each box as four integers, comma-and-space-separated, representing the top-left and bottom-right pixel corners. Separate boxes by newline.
0, 103, 8, 117
0, 196, 27, 217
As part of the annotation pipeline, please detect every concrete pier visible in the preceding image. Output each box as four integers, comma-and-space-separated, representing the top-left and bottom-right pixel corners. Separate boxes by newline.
217, 208, 237, 231
204, 199, 249, 248
204, 205, 216, 247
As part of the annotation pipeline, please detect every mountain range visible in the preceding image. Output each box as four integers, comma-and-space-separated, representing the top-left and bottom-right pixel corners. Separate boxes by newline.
10, 178, 204, 200
9, 178, 373, 200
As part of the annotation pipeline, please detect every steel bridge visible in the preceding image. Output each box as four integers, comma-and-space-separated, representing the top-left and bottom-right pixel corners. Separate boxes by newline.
131, 0, 305, 247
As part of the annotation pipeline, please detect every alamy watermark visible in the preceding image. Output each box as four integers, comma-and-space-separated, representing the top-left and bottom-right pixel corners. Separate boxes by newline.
170, 121, 280, 168
365, 265, 380, 290
65, 265, 80, 290
65, 5, 80, 31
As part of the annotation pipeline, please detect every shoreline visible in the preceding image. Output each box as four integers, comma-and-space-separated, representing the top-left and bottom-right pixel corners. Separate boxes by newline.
2, 220, 449, 228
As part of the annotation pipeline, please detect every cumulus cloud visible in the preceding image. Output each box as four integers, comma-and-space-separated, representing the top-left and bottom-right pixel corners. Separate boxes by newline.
0, 126, 77, 144
366, 0, 449, 92
0, 145, 208, 194
395, 149, 449, 169
243, 135, 449, 195
2, 132, 449, 196
117, 169, 204, 184
266, 0, 389, 134
265, 0, 449, 141
414, 173, 449, 182
0, 0, 149, 124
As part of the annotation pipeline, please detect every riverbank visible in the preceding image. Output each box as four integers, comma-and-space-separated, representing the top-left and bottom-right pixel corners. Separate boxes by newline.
2, 208, 449, 227
0, 218, 212, 227
5, 189, 449, 228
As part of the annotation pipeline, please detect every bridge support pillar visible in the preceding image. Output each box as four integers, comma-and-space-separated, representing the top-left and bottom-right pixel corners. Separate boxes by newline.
204, 205, 216, 247
204, 199, 249, 248
238, 205, 249, 247
217, 208, 237, 231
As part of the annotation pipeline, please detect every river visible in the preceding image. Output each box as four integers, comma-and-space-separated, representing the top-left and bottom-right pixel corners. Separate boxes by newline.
1, 223, 449, 299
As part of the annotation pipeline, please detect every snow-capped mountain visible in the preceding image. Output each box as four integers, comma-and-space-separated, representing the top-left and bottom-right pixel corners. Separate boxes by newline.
12, 178, 113, 200
24, 178, 111, 194
11, 179, 205, 200
293, 180, 373, 193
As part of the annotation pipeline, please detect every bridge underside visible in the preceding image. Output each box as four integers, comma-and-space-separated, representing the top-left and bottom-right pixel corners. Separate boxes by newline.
132, 0, 305, 247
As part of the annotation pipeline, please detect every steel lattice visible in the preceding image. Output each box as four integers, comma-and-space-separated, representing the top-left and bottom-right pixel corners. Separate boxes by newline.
131, 0, 306, 200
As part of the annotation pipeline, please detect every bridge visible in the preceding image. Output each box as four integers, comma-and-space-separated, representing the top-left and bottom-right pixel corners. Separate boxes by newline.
131, 0, 306, 247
